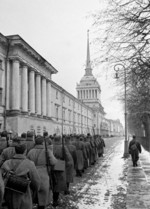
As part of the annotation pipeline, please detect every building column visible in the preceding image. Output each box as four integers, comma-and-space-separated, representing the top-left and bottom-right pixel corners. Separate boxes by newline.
95, 89, 97, 98
42, 77, 46, 116
47, 81, 51, 117
29, 70, 35, 114
6, 60, 10, 110
21, 65, 28, 112
35, 73, 41, 115
12, 59, 20, 111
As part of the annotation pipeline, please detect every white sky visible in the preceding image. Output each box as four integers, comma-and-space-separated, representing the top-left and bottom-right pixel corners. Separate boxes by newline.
0, 0, 124, 124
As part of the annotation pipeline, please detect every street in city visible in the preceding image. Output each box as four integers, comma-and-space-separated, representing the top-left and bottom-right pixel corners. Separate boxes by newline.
48, 137, 128, 209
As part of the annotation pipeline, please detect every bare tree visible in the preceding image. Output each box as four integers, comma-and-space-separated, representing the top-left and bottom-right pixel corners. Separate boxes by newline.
92, 0, 150, 139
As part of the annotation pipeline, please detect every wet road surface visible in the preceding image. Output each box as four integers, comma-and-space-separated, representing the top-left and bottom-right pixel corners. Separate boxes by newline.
54, 137, 128, 209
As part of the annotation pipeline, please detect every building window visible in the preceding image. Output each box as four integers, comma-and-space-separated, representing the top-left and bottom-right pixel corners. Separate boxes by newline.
63, 108, 65, 122
0, 60, 2, 70
74, 112, 76, 123
63, 95, 65, 103
56, 90, 58, 99
56, 106, 58, 121
37, 126, 41, 135
69, 99, 71, 106
30, 125, 34, 132
68, 110, 71, 123
0, 88, 2, 106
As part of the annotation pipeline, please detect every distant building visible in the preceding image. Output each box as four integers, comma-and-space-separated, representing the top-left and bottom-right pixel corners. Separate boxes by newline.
76, 30, 105, 135
0, 32, 123, 136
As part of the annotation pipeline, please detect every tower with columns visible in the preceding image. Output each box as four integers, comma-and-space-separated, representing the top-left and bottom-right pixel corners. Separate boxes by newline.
76, 30, 105, 134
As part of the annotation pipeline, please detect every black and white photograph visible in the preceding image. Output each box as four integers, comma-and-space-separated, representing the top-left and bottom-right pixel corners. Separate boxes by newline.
0, 0, 150, 208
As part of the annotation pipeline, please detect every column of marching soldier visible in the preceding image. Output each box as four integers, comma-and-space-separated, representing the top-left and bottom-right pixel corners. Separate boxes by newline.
0, 130, 105, 209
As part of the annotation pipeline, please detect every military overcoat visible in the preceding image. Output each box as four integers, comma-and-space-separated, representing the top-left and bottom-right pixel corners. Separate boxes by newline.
1, 155, 40, 209
27, 144, 57, 206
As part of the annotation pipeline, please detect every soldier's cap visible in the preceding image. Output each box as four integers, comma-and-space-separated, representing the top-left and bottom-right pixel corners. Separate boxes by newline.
21, 132, 27, 139
13, 136, 26, 144
15, 142, 27, 153
35, 135, 44, 144
79, 137, 84, 141
43, 131, 48, 137
27, 131, 34, 137
1, 131, 8, 137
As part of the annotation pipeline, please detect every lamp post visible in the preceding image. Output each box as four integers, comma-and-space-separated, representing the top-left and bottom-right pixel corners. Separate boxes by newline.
114, 64, 129, 158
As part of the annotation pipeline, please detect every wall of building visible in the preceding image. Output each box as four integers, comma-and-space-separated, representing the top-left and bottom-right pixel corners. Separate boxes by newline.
0, 33, 123, 136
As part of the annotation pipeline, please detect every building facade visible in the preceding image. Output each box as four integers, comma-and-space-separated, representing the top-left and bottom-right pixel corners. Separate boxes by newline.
0, 32, 123, 136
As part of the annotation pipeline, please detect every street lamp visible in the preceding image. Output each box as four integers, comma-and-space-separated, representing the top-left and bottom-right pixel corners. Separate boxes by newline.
114, 64, 129, 158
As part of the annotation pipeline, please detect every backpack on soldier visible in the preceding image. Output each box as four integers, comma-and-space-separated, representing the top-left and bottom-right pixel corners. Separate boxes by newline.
3, 160, 31, 194
130, 143, 137, 151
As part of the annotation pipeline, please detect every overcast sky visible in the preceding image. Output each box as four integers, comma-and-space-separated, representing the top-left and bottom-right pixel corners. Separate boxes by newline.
0, 0, 124, 124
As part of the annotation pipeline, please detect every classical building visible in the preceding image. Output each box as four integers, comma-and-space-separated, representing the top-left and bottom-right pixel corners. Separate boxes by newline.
0, 32, 123, 136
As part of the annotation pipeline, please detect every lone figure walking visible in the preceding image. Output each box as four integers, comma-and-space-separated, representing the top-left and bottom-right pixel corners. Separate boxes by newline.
129, 135, 142, 167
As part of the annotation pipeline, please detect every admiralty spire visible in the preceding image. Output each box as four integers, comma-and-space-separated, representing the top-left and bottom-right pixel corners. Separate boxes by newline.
76, 30, 105, 134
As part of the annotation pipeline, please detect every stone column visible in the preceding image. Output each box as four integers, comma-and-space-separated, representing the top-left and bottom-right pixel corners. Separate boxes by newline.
12, 59, 20, 111
42, 77, 46, 116
47, 81, 51, 117
21, 65, 28, 113
29, 70, 35, 114
35, 73, 41, 115
6, 60, 10, 110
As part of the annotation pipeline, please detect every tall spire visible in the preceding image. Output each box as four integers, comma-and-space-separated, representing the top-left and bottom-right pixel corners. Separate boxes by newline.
85, 30, 92, 76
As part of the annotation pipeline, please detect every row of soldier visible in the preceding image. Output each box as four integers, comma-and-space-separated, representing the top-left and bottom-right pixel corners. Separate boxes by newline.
0, 131, 105, 209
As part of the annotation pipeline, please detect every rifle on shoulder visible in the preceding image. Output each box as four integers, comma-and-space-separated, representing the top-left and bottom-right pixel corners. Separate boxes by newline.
44, 135, 54, 192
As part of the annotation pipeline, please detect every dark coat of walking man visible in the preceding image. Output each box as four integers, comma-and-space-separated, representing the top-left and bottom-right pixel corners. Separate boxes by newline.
129, 135, 142, 167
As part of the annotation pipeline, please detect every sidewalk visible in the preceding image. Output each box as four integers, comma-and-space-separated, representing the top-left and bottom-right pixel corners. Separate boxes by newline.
126, 147, 150, 209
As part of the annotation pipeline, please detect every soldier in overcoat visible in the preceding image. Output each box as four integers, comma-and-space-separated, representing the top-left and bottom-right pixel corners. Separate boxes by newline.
52, 135, 73, 207
64, 135, 76, 194
1, 141, 40, 209
0, 170, 4, 207
65, 135, 77, 170
72, 135, 86, 177
0, 131, 8, 155
27, 135, 57, 209
84, 136, 91, 167
89, 136, 96, 165
79, 136, 88, 170
0, 137, 26, 167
